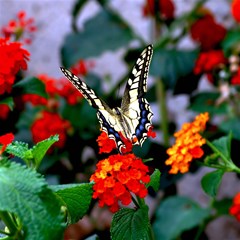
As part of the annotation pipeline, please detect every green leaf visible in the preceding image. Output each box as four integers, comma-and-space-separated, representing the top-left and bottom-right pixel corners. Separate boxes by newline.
150, 49, 198, 89
72, 0, 88, 18
219, 118, 240, 140
146, 169, 161, 192
0, 161, 64, 240
6, 141, 32, 162
61, 10, 134, 67
212, 198, 233, 215
201, 169, 224, 198
189, 92, 227, 114
0, 97, 14, 110
111, 206, 152, 240
32, 135, 59, 168
222, 30, 240, 55
13, 77, 48, 98
153, 196, 211, 240
51, 183, 93, 224
211, 134, 232, 160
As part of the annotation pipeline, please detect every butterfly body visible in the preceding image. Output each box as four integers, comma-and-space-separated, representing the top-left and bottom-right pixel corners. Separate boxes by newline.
60, 45, 153, 153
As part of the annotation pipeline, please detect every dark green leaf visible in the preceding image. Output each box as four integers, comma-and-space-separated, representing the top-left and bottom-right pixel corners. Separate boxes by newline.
13, 77, 48, 98
212, 198, 232, 215
61, 10, 134, 67
201, 169, 224, 198
150, 49, 198, 89
32, 135, 59, 168
0, 161, 64, 240
146, 169, 161, 192
219, 118, 240, 140
111, 206, 152, 240
51, 183, 93, 224
189, 92, 227, 114
211, 134, 232, 160
153, 196, 210, 240
0, 97, 14, 110
72, 0, 88, 18
222, 30, 240, 55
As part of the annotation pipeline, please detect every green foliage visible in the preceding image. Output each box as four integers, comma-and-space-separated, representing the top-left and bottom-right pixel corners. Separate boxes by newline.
211, 134, 231, 160
61, 9, 135, 67
147, 169, 161, 192
6, 135, 59, 169
213, 198, 233, 215
222, 30, 240, 55
220, 118, 240, 140
0, 160, 65, 240
201, 169, 224, 198
51, 183, 93, 224
0, 97, 14, 110
150, 49, 198, 89
13, 77, 48, 98
153, 196, 211, 240
111, 206, 152, 240
189, 92, 228, 114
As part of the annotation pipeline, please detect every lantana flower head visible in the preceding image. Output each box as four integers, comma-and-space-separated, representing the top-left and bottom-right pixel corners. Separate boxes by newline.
2, 10, 37, 44
0, 133, 14, 154
31, 111, 71, 151
90, 153, 150, 212
230, 192, 240, 221
165, 112, 209, 174
231, 0, 240, 22
0, 37, 30, 95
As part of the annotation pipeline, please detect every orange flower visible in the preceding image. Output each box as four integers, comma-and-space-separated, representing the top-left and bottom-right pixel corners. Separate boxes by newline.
165, 112, 209, 174
97, 131, 117, 154
90, 153, 150, 212
230, 193, 240, 221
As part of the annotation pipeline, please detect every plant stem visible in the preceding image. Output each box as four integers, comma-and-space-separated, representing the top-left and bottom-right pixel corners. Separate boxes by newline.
0, 211, 18, 237
156, 79, 169, 146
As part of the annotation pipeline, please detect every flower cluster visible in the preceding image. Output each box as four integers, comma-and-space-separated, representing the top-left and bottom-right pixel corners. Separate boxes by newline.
142, 0, 175, 20
165, 112, 209, 174
2, 10, 37, 44
0, 104, 11, 120
31, 111, 71, 150
231, 0, 240, 22
0, 133, 14, 154
90, 153, 150, 212
0, 37, 30, 95
230, 192, 240, 221
190, 12, 226, 51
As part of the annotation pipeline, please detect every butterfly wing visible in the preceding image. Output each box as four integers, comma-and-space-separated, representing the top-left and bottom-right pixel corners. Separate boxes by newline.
60, 67, 125, 151
120, 45, 153, 145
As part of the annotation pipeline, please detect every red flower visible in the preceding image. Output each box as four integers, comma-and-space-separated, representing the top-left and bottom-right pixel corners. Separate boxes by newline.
194, 50, 227, 82
70, 59, 94, 76
0, 104, 11, 120
2, 10, 37, 44
22, 94, 48, 106
31, 111, 71, 150
57, 78, 83, 105
232, 0, 240, 22
230, 193, 240, 221
0, 133, 14, 154
90, 153, 150, 212
190, 14, 226, 51
37, 74, 59, 97
231, 67, 240, 85
0, 38, 30, 95
147, 126, 156, 138
97, 131, 117, 154
143, 0, 175, 20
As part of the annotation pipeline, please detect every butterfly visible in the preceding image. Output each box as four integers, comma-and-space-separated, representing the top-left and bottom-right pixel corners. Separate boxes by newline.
60, 45, 153, 154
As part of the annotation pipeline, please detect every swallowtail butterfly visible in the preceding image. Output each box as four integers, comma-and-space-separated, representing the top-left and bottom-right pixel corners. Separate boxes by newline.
60, 45, 153, 153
